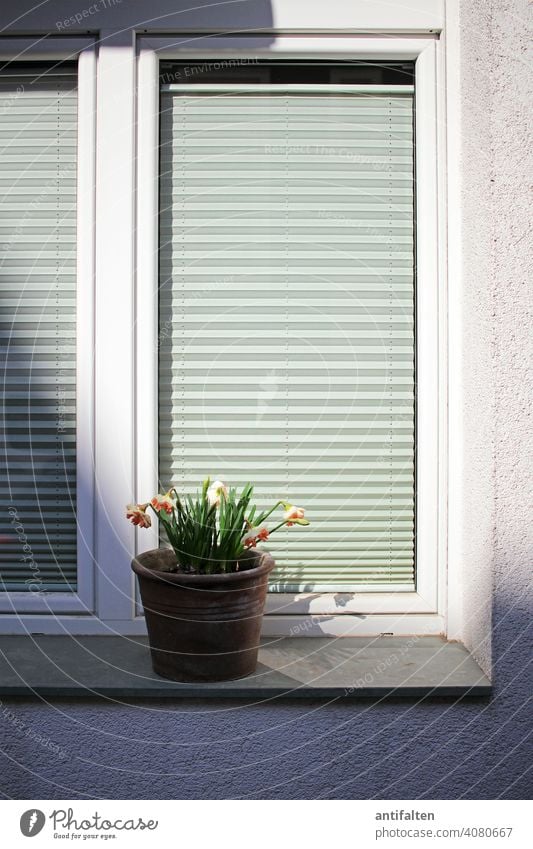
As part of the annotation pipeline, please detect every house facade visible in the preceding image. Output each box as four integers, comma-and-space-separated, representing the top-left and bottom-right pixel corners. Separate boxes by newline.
0, 0, 530, 799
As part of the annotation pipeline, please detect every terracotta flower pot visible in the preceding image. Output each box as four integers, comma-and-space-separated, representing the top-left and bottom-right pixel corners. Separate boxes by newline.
131, 547, 275, 682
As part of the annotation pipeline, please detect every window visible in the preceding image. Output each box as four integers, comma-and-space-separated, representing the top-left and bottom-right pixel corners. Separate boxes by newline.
158, 61, 416, 594
0, 63, 78, 593
135, 35, 441, 634
0, 40, 95, 620
0, 34, 443, 635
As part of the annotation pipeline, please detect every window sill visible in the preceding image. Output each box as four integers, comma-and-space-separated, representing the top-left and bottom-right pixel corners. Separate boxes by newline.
0, 635, 490, 699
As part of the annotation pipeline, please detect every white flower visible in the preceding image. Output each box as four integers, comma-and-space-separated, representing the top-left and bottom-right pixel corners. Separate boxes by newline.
207, 479, 228, 507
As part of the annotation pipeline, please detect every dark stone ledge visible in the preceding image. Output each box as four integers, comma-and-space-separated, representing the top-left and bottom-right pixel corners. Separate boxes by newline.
0, 635, 491, 699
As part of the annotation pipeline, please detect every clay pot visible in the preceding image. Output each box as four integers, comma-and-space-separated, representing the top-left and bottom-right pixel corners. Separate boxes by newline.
131, 547, 275, 682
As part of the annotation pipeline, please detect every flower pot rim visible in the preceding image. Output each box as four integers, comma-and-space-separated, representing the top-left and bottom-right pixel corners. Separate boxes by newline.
131, 547, 275, 585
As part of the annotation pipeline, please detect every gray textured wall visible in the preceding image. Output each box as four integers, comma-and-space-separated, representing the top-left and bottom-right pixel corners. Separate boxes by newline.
0, 0, 531, 799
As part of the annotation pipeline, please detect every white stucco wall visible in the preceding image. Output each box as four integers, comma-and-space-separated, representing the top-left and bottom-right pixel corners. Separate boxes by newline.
486, 0, 532, 674
445, 0, 532, 674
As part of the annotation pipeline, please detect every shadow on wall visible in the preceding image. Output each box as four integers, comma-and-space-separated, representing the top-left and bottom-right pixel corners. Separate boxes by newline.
0, 0, 276, 39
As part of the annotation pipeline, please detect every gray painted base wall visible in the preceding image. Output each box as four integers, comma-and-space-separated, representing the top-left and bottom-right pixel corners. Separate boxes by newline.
0, 689, 529, 800
0, 0, 531, 799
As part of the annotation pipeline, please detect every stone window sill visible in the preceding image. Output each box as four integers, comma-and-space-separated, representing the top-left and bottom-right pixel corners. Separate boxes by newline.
0, 635, 490, 699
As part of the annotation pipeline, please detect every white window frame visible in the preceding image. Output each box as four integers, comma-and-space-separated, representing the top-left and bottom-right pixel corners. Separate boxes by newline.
0, 32, 446, 637
135, 34, 446, 637
0, 37, 96, 619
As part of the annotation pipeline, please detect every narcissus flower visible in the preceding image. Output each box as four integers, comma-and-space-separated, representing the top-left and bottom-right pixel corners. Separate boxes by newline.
242, 528, 258, 548
150, 493, 175, 514
207, 479, 228, 507
282, 504, 309, 527
242, 525, 269, 548
126, 504, 151, 528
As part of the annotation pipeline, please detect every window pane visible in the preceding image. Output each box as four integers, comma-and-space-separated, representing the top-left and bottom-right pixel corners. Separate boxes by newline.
158, 74, 415, 591
0, 64, 77, 591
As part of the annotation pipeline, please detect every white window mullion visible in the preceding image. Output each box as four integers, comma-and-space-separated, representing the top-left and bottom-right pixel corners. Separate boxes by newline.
75, 44, 97, 613
136, 46, 161, 559
413, 41, 439, 610
94, 37, 137, 621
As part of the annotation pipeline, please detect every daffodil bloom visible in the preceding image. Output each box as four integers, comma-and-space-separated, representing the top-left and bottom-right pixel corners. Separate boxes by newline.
242, 525, 269, 548
283, 504, 308, 527
207, 479, 228, 507
150, 493, 175, 514
126, 504, 151, 528
242, 528, 258, 548
242, 528, 259, 548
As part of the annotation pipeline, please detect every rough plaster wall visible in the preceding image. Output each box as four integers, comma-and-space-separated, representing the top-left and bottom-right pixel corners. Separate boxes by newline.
455, 0, 496, 673
0, 690, 531, 799
0, 0, 531, 800
489, 0, 533, 727
458, 0, 532, 680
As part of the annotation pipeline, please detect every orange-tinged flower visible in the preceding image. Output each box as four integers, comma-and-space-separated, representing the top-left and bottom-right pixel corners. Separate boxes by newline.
150, 493, 174, 514
283, 504, 308, 526
126, 504, 151, 528
242, 528, 256, 548
242, 525, 269, 548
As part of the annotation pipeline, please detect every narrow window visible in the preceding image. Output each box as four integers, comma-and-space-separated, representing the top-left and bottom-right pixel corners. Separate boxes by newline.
0, 63, 78, 591
158, 61, 415, 592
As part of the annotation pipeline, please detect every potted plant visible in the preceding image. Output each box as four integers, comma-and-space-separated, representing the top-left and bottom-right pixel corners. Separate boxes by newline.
127, 478, 309, 682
